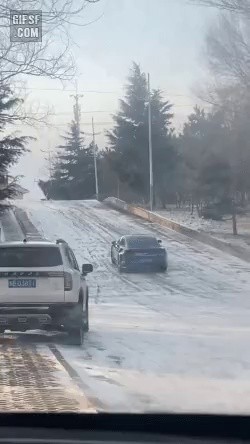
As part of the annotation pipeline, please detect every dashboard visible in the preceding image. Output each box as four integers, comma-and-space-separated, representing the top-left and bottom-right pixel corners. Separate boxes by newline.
0, 413, 247, 444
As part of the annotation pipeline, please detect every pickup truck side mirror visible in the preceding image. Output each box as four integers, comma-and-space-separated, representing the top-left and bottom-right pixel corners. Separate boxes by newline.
82, 263, 93, 275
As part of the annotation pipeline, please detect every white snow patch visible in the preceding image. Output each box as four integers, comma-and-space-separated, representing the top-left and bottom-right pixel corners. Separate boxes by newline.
156, 207, 250, 252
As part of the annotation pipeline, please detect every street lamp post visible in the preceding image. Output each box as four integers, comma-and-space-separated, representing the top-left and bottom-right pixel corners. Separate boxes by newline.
148, 73, 153, 212
92, 117, 99, 201
85, 118, 101, 201
41, 148, 53, 199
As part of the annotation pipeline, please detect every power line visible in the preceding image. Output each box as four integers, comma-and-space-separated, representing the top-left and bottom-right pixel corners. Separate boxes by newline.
25, 110, 113, 115
15, 86, 196, 99
8, 121, 113, 127
62, 110, 112, 114
58, 104, 202, 111
58, 121, 112, 126
11, 104, 209, 119
17, 87, 120, 94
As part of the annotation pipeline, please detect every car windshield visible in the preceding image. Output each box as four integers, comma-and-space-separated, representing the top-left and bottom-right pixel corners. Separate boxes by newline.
126, 237, 158, 249
0, 247, 63, 267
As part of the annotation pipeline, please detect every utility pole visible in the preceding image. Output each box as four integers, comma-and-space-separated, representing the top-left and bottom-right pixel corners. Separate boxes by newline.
41, 148, 53, 180
85, 118, 101, 201
92, 117, 100, 201
148, 73, 153, 212
41, 148, 53, 199
70, 81, 83, 139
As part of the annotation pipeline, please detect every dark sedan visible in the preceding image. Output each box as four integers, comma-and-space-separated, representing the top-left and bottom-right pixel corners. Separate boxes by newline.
111, 235, 167, 273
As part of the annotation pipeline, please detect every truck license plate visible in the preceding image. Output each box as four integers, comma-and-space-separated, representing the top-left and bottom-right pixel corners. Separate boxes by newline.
8, 279, 36, 288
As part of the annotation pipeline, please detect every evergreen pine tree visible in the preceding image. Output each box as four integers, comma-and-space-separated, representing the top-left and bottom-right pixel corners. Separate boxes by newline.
106, 62, 177, 205
107, 62, 148, 198
0, 83, 29, 199
45, 104, 95, 200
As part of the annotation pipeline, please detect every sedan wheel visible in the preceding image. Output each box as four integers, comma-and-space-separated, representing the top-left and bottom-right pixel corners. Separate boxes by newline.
111, 248, 115, 264
118, 258, 126, 273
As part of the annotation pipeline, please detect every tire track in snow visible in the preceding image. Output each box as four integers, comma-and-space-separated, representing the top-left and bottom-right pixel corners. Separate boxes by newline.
45, 204, 231, 325
76, 202, 250, 304
24, 200, 250, 316
65, 204, 233, 306
50, 205, 178, 319
32, 202, 192, 325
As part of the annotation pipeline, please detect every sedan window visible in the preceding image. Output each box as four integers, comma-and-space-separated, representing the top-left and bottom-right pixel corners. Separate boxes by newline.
126, 237, 158, 249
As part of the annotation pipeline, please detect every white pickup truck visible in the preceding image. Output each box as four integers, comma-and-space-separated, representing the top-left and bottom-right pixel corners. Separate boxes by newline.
0, 238, 93, 345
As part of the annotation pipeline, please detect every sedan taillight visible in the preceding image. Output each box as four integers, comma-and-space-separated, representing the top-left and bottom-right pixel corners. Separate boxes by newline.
64, 272, 73, 291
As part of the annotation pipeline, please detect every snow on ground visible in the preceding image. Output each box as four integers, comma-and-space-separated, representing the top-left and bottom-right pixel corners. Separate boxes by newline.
156, 207, 224, 232
14, 199, 250, 413
156, 207, 250, 251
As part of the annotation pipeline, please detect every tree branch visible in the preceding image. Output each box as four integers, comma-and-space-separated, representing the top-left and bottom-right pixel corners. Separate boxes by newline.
0, 0, 101, 82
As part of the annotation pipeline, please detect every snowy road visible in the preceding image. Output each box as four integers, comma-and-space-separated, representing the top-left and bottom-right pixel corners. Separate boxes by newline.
13, 199, 250, 413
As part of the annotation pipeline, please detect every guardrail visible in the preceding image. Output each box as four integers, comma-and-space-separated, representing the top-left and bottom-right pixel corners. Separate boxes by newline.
104, 197, 250, 263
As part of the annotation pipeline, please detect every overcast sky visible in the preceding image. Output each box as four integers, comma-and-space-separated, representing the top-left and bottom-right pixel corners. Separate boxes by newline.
11, 0, 216, 198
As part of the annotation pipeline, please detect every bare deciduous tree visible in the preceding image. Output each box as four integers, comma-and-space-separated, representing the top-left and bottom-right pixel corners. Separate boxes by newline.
196, 0, 250, 16
0, 0, 100, 82
206, 14, 250, 88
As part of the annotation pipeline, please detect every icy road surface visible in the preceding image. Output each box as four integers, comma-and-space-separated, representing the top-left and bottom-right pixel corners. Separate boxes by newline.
14, 199, 250, 413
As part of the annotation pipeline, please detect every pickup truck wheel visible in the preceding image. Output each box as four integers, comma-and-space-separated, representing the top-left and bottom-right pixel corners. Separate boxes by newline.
67, 327, 84, 346
83, 299, 89, 332
66, 302, 85, 345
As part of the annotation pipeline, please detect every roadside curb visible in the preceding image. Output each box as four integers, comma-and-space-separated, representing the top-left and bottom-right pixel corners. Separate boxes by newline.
13, 207, 44, 241
0, 208, 24, 241
104, 197, 250, 263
